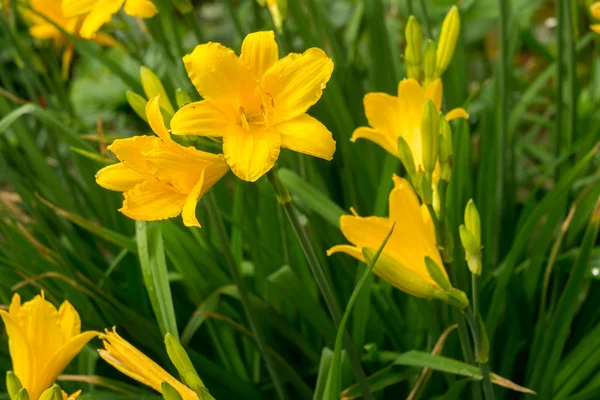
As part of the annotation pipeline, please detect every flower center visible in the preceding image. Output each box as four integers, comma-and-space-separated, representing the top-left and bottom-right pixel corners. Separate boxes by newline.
238, 81, 275, 131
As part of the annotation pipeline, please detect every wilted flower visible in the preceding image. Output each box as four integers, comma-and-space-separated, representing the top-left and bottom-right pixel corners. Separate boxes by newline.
99, 328, 198, 400
96, 96, 229, 227
170, 30, 336, 182
62, 0, 157, 39
328, 175, 468, 309
0, 293, 99, 400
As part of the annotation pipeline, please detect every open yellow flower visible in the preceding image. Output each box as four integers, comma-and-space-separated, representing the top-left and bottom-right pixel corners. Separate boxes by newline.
327, 175, 468, 308
99, 328, 198, 400
351, 79, 467, 173
96, 96, 229, 227
0, 293, 99, 400
591, 3, 600, 33
20, 0, 116, 77
62, 0, 157, 39
170, 30, 336, 182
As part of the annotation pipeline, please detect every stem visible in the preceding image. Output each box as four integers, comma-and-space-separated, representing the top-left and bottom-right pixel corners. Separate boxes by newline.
471, 274, 479, 319
464, 308, 495, 400
406, 0, 414, 16
205, 192, 287, 400
418, 0, 433, 38
563, 0, 576, 163
266, 169, 374, 400
554, 0, 563, 163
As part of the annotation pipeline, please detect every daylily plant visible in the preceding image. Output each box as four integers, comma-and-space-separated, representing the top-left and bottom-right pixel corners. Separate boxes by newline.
96, 96, 229, 227
0, 293, 99, 400
170, 30, 336, 182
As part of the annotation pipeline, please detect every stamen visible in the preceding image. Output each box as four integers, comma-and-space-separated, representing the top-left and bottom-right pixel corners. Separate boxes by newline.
256, 80, 270, 128
239, 106, 250, 131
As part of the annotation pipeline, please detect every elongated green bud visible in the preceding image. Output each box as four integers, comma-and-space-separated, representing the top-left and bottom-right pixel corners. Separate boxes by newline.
162, 382, 184, 400
7, 372, 22, 400
140, 66, 174, 115
435, 6, 460, 77
405, 16, 423, 81
460, 199, 482, 275
165, 333, 206, 394
420, 99, 440, 173
465, 199, 481, 247
398, 136, 417, 177
424, 256, 450, 290
126, 91, 148, 122
15, 389, 29, 400
439, 118, 453, 164
39, 385, 62, 400
423, 40, 437, 83
175, 88, 192, 108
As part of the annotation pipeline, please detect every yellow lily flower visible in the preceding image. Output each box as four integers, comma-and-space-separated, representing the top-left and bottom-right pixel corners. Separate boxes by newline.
170, 30, 336, 182
99, 328, 198, 400
591, 2, 600, 33
20, 0, 116, 77
351, 78, 467, 173
62, 0, 157, 39
0, 293, 99, 400
96, 96, 229, 227
328, 175, 468, 308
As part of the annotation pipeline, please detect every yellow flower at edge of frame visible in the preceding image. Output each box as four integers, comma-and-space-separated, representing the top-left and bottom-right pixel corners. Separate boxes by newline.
0, 293, 99, 400
62, 0, 158, 39
591, 2, 600, 34
328, 175, 457, 301
99, 328, 198, 400
96, 96, 230, 227
170, 30, 336, 182
351, 78, 468, 173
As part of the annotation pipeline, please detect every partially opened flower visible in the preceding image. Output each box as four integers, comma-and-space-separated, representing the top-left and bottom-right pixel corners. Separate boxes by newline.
99, 328, 198, 400
0, 293, 99, 400
62, 0, 157, 39
351, 79, 467, 174
96, 96, 229, 227
328, 175, 468, 309
20, 0, 117, 76
591, 3, 600, 33
170, 30, 336, 182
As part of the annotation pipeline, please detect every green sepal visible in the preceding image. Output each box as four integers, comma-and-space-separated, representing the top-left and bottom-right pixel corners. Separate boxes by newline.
126, 91, 148, 122
161, 382, 184, 400
424, 256, 451, 290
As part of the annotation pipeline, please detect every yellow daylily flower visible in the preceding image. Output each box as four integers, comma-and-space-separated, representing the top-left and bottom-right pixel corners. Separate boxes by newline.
99, 328, 198, 400
0, 293, 99, 400
591, 2, 600, 33
62, 0, 157, 39
20, 0, 117, 77
170, 30, 336, 182
327, 175, 468, 308
96, 97, 229, 227
351, 79, 467, 173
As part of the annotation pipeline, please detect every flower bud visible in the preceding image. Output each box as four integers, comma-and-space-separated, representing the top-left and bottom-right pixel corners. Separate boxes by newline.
7, 372, 22, 400
435, 6, 460, 77
592, 2, 600, 19
175, 88, 192, 108
266, 0, 284, 33
405, 16, 423, 81
459, 225, 478, 255
140, 66, 174, 115
15, 389, 29, 400
164, 333, 206, 393
397, 136, 417, 178
126, 91, 148, 122
39, 385, 62, 400
423, 39, 437, 83
161, 382, 184, 400
465, 199, 481, 248
460, 199, 482, 275
438, 118, 453, 164
420, 99, 440, 173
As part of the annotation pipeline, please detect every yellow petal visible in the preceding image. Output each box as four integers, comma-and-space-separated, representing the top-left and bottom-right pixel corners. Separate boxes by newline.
93, 33, 119, 47
96, 163, 148, 192
592, 24, 600, 33
62, 0, 95, 17
445, 107, 469, 121
240, 31, 279, 79
142, 142, 205, 192
222, 127, 281, 181
0, 310, 32, 392
170, 100, 230, 137
99, 329, 197, 399
79, 0, 125, 39
261, 48, 334, 122
181, 171, 206, 228
120, 178, 187, 221
339, 215, 394, 253
107, 136, 156, 172
397, 79, 426, 118
363, 92, 400, 138
277, 114, 335, 160
424, 79, 443, 110
326, 244, 365, 262
36, 331, 100, 400
183, 42, 256, 118
351, 127, 398, 157
145, 96, 173, 144
420, 204, 436, 246
124, 0, 158, 18
29, 24, 62, 40
8, 293, 21, 320
592, 3, 600, 19
58, 301, 81, 342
